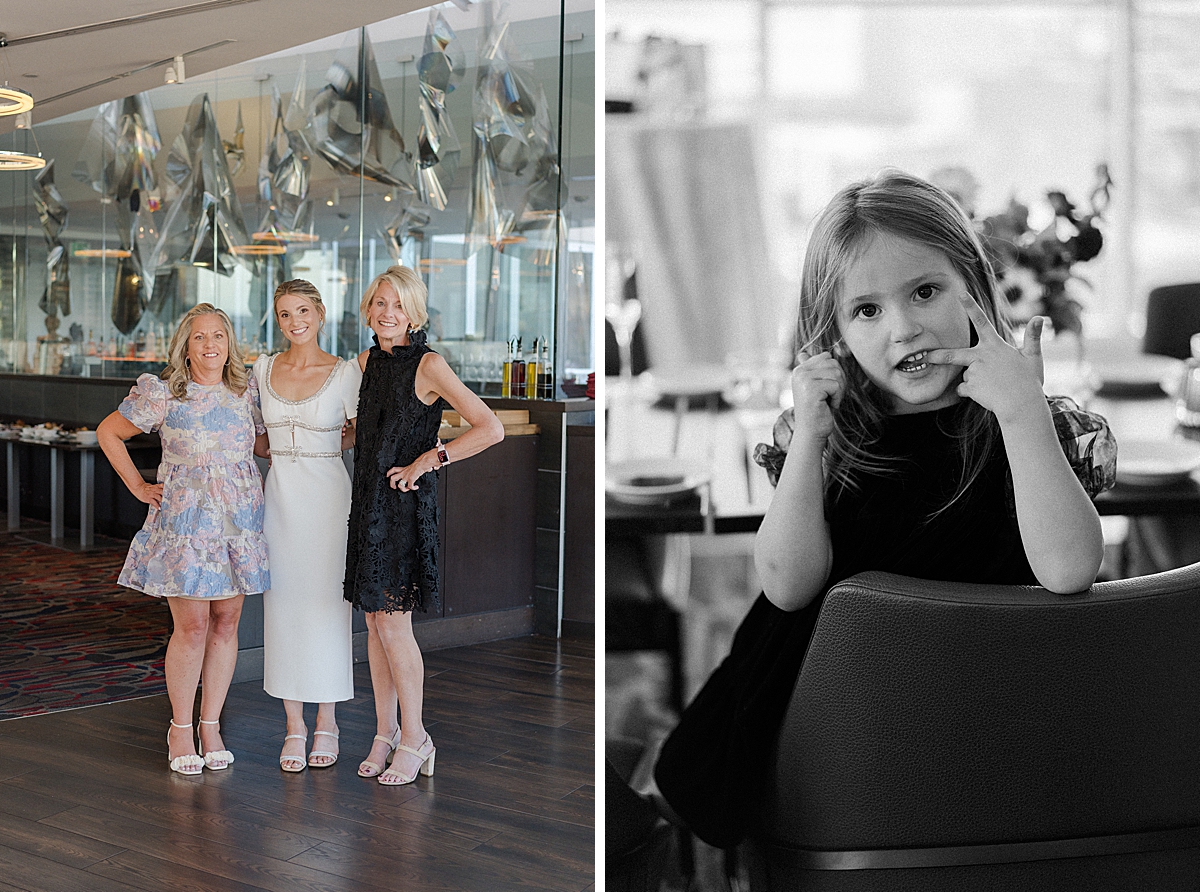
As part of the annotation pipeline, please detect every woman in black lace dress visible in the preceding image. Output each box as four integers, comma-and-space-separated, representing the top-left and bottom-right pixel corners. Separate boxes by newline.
345, 265, 504, 786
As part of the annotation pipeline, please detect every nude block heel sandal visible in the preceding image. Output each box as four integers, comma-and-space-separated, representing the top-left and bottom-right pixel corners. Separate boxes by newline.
167, 720, 204, 776
358, 730, 401, 778
379, 734, 435, 786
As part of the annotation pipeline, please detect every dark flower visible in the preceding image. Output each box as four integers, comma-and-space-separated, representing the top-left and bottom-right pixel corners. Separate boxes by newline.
975, 165, 1112, 337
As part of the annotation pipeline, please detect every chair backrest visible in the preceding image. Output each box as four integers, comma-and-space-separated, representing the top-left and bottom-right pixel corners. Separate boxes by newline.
747, 565, 1200, 892
1144, 283, 1200, 359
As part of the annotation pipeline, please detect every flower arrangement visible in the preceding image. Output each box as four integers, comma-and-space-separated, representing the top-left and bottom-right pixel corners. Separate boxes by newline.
976, 164, 1113, 337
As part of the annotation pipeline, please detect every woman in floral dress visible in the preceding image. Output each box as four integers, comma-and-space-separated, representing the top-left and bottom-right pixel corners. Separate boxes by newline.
98, 303, 269, 775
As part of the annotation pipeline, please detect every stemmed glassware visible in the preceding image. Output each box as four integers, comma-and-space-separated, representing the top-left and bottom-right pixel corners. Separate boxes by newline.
605, 244, 642, 385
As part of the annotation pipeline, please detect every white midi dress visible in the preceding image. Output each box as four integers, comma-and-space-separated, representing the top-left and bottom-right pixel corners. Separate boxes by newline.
255, 353, 362, 703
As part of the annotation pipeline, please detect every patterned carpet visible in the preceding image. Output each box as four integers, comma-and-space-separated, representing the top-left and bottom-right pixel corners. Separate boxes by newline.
0, 528, 168, 720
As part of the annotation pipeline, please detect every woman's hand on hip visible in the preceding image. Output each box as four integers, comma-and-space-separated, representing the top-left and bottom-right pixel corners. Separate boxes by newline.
135, 481, 164, 508
386, 452, 438, 491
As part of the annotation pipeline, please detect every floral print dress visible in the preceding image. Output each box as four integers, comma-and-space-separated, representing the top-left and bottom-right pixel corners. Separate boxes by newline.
117, 373, 270, 599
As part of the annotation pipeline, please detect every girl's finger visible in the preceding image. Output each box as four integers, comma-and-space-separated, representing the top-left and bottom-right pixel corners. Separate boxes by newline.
925, 346, 976, 367
1021, 316, 1045, 358
958, 292, 1000, 341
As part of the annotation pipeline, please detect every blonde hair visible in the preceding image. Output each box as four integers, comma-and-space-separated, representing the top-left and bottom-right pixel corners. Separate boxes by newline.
798, 168, 1011, 514
360, 265, 428, 331
273, 278, 326, 326
161, 303, 249, 400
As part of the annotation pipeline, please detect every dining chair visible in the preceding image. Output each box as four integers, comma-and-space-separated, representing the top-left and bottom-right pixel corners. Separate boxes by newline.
1143, 283, 1200, 359
744, 563, 1200, 891
605, 533, 689, 715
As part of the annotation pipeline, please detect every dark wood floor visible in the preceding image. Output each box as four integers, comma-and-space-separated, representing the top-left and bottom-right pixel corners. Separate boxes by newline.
0, 635, 595, 892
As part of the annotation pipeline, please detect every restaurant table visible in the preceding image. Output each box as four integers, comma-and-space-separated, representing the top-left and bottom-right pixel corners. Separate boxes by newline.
5, 435, 100, 549
606, 377, 1200, 538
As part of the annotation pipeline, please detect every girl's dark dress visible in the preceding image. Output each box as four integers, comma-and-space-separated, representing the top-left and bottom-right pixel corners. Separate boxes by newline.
653, 398, 1116, 849
344, 330, 445, 614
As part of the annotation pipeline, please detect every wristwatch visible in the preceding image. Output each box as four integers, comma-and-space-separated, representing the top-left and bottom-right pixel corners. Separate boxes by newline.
436, 440, 450, 466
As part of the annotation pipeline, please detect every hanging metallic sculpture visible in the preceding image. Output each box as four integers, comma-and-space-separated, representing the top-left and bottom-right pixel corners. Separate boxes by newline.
223, 102, 247, 177
33, 160, 70, 319
149, 93, 252, 321
381, 203, 431, 262
72, 93, 163, 333
307, 28, 415, 190
414, 10, 463, 211
466, 1, 563, 259
257, 62, 315, 239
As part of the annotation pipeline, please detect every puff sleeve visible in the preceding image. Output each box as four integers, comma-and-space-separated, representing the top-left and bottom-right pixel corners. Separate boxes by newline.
245, 373, 267, 436
341, 358, 363, 422
118, 374, 170, 433
751, 407, 795, 489
1049, 395, 1118, 499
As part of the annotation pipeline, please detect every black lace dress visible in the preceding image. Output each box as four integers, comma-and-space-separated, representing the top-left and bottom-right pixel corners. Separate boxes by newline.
344, 330, 445, 614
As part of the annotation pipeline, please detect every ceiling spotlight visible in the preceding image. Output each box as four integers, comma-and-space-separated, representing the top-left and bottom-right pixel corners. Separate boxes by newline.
14, 111, 31, 130
326, 187, 340, 207
165, 54, 185, 85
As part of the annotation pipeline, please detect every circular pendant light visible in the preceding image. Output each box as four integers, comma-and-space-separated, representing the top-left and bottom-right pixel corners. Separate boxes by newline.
0, 85, 34, 118
0, 150, 46, 170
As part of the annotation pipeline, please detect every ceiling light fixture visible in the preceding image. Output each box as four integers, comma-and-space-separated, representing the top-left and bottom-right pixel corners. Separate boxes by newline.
252, 230, 319, 243
165, 54, 186, 84
0, 84, 33, 117
0, 150, 46, 170
231, 243, 286, 256
73, 247, 132, 258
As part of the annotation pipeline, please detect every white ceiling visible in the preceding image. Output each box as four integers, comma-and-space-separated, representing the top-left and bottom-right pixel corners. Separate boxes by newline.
0, 0, 443, 133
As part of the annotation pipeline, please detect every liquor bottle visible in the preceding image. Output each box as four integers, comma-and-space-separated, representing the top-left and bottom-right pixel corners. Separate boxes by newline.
501, 338, 514, 398
525, 337, 540, 399
538, 339, 554, 399
86, 330, 97, 356
145, 326, 157, 359
512, 337, 526, 399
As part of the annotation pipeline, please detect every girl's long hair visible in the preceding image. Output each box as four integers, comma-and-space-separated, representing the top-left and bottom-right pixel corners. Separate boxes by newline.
798, 169, 1014, 514
162, 304, 249, 400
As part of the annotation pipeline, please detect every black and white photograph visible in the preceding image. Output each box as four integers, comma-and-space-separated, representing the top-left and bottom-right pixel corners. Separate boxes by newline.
605, 2, 1200, 890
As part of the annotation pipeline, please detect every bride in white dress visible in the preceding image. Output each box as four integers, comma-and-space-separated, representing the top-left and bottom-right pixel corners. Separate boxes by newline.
254, 279, 362, 771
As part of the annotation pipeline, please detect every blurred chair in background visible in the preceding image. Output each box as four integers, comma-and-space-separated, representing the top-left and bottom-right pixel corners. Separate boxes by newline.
1144, 283, 1200, 359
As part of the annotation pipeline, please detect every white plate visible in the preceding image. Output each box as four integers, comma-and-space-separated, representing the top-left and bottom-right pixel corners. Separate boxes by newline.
1117, 438, 1200, 486
606, 457, 709, 504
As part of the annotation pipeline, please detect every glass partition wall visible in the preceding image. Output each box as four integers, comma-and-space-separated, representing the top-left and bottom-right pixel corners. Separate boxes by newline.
1, 0, 595, 394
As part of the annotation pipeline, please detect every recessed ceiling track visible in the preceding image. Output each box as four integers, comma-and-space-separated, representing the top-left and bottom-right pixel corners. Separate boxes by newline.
37, 40, 237, 106
5, 0, 260, 46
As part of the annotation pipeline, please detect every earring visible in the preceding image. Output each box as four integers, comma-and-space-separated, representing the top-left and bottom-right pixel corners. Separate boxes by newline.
185, 356, 191, 369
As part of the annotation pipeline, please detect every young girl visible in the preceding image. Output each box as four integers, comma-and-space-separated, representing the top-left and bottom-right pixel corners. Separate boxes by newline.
653, 169, 1116, 848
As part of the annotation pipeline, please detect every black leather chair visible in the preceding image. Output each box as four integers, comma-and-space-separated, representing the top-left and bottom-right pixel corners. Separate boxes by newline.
1144, 283, 1200, 359
745, 565, 1200, 891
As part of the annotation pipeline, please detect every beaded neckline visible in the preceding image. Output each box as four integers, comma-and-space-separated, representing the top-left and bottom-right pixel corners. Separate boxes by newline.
266, 353, 343, 405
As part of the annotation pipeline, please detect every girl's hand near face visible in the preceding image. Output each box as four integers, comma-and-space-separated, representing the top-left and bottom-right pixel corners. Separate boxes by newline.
789, 351, 845, 444
925, 293, 1046, 425
928, 292, 1102, 594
